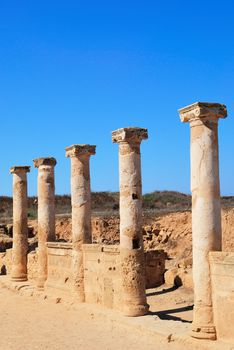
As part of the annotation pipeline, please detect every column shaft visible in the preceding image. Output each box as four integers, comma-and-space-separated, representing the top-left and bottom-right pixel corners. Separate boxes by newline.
34, 158, 56, 289
112, 127, 149, 317
66, 144, 95, 302
71, 156, 92, 248
11, 167, 30, 281
119, 142, 143, 249
71, 156, 91, 301
191, 119, 221, 337
179, 102, 227, 340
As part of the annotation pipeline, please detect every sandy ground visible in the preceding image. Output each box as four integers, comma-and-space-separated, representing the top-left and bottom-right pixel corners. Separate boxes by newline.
0, 286, 190, 350
147, 284, 193, 323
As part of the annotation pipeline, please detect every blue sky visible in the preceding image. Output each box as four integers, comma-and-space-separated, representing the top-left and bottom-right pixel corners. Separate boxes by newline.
0, 1, 233, 196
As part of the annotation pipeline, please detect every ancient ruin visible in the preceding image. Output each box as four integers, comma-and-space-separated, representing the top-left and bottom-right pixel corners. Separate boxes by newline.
34, 157, 57, 290
10, 166, 30, 282
179, 102, 227, 340
66, 144, 96, 301
0, 105, 233, 348
112, 127, 149, 316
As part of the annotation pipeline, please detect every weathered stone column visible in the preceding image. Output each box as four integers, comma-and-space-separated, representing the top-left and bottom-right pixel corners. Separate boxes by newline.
112, 127, 149, 316
66, 144, 96, 301
10, 166, 30, 281
33, 157, 57, 290
179, 102, 227, 340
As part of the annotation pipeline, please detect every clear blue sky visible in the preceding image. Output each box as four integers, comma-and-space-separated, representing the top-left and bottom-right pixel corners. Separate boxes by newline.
0, 1, 233, 196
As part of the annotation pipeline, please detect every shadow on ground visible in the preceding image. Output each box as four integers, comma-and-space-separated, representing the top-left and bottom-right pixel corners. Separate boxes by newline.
149, 305, 193, 323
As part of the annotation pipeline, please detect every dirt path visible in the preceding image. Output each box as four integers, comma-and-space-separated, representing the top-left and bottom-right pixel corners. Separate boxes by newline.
0, 287, 191, 350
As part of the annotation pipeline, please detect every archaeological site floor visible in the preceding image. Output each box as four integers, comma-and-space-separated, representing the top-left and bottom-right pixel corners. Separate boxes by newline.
0, 277, 232, 350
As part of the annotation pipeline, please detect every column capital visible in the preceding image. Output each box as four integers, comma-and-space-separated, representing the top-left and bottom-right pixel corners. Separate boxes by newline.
178, 102, 227, 124
112, 127, 148, 144
65, 144, 96, 158
10, 166, 30, 174
33, 157, 57, 168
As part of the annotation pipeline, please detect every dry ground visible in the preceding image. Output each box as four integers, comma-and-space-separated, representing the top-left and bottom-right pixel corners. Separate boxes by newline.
147, 284, 193, 323
0, 286, 191, 350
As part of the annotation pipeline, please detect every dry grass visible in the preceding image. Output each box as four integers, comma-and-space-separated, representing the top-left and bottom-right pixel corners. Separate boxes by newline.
1, 191, 234, 222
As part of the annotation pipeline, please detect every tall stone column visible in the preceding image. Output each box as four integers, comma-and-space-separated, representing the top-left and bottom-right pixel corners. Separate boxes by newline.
10, 166, 30, 281
33, 157, 57, 290
66, 144, 96, 301
179, 102, 227, 340
112, 127, 149, 316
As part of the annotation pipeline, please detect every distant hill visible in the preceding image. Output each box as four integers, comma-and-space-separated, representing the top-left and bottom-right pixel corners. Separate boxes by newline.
0, 191, 234, 221
142, 191, 191, 210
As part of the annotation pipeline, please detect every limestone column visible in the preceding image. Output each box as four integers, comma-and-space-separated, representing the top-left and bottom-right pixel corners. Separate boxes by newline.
112, 127, 149, 316
33, 157, 57, 290
66, 144, 96, 301
179, 102, 227, 340
10, 166, 30, 281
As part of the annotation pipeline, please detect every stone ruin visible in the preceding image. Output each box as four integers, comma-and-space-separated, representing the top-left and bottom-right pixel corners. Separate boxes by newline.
1, 102, 234, 345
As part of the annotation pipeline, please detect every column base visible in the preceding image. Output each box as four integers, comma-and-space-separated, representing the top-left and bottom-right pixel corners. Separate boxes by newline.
120, 248, 148, 317
191, 324, 216, 340
37, 277, 46, 291
122, 303, 149, 317
36, 285, 45, 291
72, 286, 85, 303
72, 293, 85, 303
11, 275, 28, 282
72, 279, 85, 302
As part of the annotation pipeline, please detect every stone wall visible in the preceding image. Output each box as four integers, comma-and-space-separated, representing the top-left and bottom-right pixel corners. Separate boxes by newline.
145, 250, 166, 288
210, 252, 234, 344
0, 249, 38, 280
45, 242, 73, 295
83, 244, 121, 309
83, 244, 166, 309
33, 243, 166, 308
0, 244, 165, 302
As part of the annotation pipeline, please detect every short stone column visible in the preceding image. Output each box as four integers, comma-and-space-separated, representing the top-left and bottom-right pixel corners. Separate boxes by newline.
66, 144, 96, 301
112, 127, 149, 316
10, 166, 30, 281
33, 157, 57, 290
179, 102, 227, 340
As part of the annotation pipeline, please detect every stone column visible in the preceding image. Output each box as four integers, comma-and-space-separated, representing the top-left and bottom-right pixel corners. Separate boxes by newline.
66, 144, 96, 302
179, 102, 227, 340
112, 127, 149, 316
10, 166, 30, 281
33, 157, 57, 290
